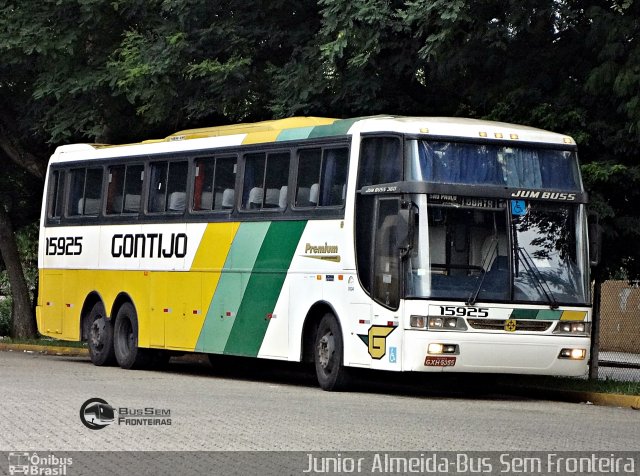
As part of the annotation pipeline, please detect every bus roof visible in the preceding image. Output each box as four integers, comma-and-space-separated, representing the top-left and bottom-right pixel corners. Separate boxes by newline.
50, 116, 575, 163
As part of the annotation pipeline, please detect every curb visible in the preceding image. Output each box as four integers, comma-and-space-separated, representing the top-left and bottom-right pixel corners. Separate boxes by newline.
0, 342, 89, 357
0, 343, 638, 408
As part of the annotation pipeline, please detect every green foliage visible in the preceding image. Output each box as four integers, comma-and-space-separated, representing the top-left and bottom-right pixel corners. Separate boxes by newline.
1, 0, 640, 279
0, 297, 10, 337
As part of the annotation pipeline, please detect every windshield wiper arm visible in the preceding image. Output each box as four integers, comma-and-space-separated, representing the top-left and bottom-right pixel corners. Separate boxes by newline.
516, 247, 559, 309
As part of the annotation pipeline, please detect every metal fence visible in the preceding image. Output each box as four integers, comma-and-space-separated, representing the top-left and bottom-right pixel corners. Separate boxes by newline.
595, 280, 640, 382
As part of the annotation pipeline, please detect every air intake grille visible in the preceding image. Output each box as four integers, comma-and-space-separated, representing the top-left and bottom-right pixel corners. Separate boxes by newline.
467, 319, 553, 332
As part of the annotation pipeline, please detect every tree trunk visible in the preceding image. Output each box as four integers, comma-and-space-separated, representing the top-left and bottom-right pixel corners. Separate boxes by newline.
0, 202, 37, 338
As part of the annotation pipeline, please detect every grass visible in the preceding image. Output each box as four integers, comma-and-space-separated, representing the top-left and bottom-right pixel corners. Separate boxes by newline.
500, 374, 640, 396
0, 336, 87, 348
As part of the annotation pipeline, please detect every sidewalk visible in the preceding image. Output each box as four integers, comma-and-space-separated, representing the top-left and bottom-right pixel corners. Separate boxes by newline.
0, 341, 638, 410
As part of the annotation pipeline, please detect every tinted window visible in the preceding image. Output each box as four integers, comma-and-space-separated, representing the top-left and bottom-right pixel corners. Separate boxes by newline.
242, 151, 290, 210
295, 147, 348, 207
358, 137, 401, 188
68, 168, 103, 216
149, 161, 188, 213
106, 164, 143, 214
193, 156, 237, 211
47, 169, 66, 219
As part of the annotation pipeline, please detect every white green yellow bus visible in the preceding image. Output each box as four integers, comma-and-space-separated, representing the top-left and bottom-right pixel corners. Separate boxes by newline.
37, 116, 595, 390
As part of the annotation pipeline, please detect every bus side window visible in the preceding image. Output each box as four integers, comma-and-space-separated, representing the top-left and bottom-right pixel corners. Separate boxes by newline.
193, 158, 215, 211
106, 165, 125, 214
358, 137, 401, 188
68, 167, 103, 216
47, 169, 66, 219
242, 152, 289, 210
295, 147, 348, 208
295, 149, 321, 207
194, 156, 237, 211
321, 147, 348, 206
149, 161, 187, 213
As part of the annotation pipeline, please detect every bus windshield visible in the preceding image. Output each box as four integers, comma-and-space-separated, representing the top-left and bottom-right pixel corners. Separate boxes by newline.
405, 196, 590, 306
405, 139, 582, 190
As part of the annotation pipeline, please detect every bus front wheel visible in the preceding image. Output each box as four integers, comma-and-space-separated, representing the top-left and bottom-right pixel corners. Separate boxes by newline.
113, 302, 151, 369
314, 313, 350, 391
86, 301, 116, 366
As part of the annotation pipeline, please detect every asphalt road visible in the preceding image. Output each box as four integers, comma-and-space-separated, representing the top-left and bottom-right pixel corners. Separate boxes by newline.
0, 350, 637, 454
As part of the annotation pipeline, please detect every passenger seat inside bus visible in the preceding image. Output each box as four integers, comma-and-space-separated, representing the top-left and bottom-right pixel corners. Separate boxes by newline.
221, 189, 234, 209
78, 198, 100, 215
248, 187, 263, 209
168, 191, 186, 211
123, 194, 140, 213
264, 188, 280, 208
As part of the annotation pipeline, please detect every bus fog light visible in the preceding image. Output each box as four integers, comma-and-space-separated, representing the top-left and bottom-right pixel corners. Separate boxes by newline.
410, 315, 427, 328
428, 343, 458, 355
559, 348, 586, 360
428, 343, 444, 354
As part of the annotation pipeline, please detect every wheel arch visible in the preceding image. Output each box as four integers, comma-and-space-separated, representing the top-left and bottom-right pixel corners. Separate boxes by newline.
300, 300, 342, 363
110, 292, 136, 323
79, 291, 105, 341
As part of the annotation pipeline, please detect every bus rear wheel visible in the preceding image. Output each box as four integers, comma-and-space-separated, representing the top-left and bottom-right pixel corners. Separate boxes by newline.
113, 302, 151, 369
314, 313, 350, 391
86, 301, 116, 366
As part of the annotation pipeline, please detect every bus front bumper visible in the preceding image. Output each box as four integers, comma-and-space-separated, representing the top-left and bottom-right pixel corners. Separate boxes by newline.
403, 330, 590, 376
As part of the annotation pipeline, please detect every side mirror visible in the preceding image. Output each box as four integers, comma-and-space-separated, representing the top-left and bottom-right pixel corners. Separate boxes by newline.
588, 214, 602, 267
397, 201, 414, 259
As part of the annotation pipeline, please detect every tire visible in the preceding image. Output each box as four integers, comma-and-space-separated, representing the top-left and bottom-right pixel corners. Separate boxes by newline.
314, 313, 350, 391
85, 301, 116, 366
113, 302, 151, 369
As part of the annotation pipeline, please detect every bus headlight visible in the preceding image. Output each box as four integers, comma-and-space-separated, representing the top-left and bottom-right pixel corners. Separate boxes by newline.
553, 321, 590, 336
427, 316, 467, 331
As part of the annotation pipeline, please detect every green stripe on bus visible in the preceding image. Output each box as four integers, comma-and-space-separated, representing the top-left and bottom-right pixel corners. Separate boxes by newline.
536, 310, 563, 320
223, 220, 307, 357
307, 118, 359, 139
276, 126, 315, 142
510, 309, 541, 319
196, 222, 271, 353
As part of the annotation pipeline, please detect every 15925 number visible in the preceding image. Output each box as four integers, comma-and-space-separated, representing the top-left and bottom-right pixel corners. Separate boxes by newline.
439, 306, 489, 318
45, 236, 83, 256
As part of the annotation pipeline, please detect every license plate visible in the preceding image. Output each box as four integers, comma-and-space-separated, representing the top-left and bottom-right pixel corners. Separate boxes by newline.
424, 356, 456, 367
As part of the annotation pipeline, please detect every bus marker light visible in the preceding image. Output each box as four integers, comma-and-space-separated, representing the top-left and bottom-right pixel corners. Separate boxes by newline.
387, 321, 398, 327
479, 132, 487, 137
410, 315, 426, 328
163, 308, 171, 313
494, 132, 503, 139
510, 134, 519, 140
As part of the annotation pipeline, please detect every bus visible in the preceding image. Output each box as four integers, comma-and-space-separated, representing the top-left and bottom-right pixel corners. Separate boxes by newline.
36, 116, 596, 390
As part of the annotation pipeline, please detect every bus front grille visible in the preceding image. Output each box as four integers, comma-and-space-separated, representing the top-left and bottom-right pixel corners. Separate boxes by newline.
467, 319, 553, 332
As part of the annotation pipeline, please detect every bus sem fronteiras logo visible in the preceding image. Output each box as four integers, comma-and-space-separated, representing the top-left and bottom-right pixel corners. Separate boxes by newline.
80, 398, 115, 430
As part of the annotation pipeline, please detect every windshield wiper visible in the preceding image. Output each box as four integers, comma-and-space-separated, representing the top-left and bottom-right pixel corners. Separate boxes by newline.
466, 237, 498, 306
516, 247, 559, 309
